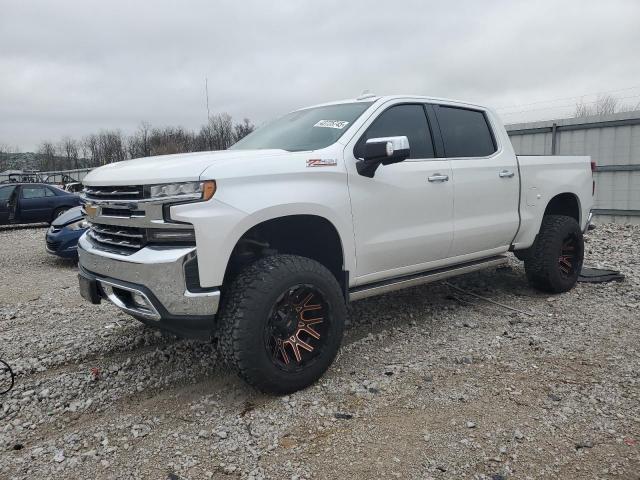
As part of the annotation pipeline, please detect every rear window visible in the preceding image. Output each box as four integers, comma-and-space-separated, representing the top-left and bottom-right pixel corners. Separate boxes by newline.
436, 106, 496, 158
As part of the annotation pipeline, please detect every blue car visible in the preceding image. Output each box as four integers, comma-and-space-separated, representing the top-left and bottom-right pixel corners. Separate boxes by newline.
0, 183, 81, 225
45, 206, 88, 259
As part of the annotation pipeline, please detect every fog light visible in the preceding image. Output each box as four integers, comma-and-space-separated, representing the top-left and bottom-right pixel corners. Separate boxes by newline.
132, 292, 148, 308
147, 228, 196, 243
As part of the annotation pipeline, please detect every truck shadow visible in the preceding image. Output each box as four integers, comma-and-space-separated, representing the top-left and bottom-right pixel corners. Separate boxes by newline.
120, 261, 536, 399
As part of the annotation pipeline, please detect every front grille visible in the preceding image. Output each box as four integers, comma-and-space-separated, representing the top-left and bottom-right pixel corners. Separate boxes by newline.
83, 185, 143, 202
87, 223, 145, 252
46, 240, 61, 251
101, 207, 145, 218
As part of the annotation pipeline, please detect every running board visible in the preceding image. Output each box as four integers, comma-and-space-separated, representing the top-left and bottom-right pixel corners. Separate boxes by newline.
349, 255, 508, 301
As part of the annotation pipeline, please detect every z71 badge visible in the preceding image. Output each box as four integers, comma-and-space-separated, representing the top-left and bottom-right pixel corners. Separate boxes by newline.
306, 158, 337, 167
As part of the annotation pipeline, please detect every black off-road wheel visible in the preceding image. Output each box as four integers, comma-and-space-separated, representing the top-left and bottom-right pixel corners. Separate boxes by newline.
524, 215, 584, 293
216, 254, 346, 394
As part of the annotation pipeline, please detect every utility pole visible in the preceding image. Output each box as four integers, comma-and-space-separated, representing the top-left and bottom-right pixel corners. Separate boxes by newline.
205, 77, 211, 122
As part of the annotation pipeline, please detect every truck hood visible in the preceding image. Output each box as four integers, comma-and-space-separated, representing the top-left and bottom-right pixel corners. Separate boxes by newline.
82, 149, 290, 186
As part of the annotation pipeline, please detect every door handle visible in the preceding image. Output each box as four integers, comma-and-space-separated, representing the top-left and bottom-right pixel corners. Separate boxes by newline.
499, 170, 515, 178
427, 174, 449, 183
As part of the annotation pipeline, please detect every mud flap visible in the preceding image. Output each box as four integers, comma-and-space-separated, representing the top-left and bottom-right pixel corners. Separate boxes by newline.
578, 267, 625, 283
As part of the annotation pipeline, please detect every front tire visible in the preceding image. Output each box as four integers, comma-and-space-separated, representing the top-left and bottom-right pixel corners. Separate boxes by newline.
216, 254, 346, 394
524, 215, 584, 293
51, 207, 68, 222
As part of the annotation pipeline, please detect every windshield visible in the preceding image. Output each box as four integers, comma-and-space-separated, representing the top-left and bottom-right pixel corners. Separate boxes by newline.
230, 102, 373, 152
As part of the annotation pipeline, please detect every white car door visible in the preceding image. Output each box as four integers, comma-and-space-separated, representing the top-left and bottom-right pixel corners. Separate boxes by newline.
433, 105, 520, 257
344, 102, 454, 285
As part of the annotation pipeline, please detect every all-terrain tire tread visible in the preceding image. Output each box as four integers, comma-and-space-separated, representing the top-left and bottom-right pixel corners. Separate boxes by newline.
216, 254, 345, 393
524, 214, 583, 293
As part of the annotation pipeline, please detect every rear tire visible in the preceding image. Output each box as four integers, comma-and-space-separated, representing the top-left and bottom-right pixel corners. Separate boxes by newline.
524, 215, 584, 293
513, 249, 531, 262
216, 254, 346, 394
51, 207, 68, 223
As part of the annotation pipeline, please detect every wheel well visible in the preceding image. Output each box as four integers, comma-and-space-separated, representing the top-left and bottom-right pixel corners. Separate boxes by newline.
544, 193, 580, 223
224, 215, 346, 291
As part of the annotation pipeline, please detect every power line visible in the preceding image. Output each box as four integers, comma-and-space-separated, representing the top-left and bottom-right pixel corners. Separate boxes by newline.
499, 93, 640, 116
495, 84, 640, 112
205, 77, 210, 122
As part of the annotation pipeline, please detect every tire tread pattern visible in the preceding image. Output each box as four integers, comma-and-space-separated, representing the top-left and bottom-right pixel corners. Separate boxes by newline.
216, 254, 345, 393
524, 214, 583, 293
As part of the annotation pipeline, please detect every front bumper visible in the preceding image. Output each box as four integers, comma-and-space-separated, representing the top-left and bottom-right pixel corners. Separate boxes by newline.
46, 226, 85, 258
77, 234, 219, 335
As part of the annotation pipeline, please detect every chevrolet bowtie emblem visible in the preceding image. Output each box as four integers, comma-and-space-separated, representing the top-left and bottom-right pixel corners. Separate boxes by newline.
84, 204, 98, 218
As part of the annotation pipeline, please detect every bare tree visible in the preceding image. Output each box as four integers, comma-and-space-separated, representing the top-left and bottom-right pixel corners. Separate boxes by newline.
60, 137, 79, 170
617, 101, 640, 113
0, 143, 18, 172
81, 131, 125, 166
149, 126, 195, 156
83, 134, 100, 167
575, 94, 620, 117
97, 130, 126, 165
201, 113, 235, 150
233, 118, 255, 142
37, 141, 57, 171
127, 121, 152, 159
11, 112, 256, 170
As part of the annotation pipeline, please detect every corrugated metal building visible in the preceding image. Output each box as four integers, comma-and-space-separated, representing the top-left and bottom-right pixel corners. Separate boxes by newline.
506, 110, 640, 224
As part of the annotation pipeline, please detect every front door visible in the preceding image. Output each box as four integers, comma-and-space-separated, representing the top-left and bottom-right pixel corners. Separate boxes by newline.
17, 185, 54, 223
0, 185, 17, 224
345, 102, 454, 285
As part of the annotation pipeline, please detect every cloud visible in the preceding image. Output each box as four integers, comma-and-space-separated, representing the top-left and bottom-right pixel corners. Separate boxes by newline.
1, 0, 639, 150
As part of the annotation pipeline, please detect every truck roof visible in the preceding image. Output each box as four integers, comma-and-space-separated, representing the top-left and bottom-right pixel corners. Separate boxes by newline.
303, 94, 490, 112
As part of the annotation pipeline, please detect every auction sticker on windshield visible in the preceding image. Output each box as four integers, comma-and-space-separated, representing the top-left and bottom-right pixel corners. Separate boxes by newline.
313, 120, 349, 129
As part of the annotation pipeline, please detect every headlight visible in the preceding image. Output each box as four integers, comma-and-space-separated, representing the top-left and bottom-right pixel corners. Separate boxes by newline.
148, 180, 216, 201
67, 219, 90, 231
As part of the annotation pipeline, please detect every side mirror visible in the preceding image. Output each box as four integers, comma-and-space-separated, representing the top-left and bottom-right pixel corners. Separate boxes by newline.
356, 136, 410, 178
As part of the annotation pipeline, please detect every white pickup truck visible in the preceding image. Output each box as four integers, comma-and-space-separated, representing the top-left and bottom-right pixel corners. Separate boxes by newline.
78, 94, 594, 393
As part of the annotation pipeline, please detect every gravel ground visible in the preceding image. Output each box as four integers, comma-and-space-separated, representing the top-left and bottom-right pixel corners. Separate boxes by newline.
0, 223, 639, 479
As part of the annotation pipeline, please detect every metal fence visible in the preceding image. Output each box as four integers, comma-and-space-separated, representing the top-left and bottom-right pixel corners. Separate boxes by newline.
0, 167, 93, 184
506, 110, 640, 224
5, 115, 640, 225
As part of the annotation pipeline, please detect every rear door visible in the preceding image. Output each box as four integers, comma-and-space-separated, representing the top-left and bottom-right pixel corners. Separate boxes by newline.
0, 185, 17, 224
345, 102, 454, 284
433, 105, 519, 257
17, 185, 54, 222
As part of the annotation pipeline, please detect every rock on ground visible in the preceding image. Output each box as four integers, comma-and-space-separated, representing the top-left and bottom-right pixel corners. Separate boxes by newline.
0, 222, 639, 479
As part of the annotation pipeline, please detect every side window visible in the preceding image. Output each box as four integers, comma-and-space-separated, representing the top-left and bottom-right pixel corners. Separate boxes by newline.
0, 186, 16, 200
45, 187, 57, 197
355, 104, 435, 159
436, 106, 496, 158
21, 186, 47, 199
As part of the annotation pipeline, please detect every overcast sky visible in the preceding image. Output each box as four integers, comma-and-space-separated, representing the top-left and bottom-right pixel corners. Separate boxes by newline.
2, 0, 639, 151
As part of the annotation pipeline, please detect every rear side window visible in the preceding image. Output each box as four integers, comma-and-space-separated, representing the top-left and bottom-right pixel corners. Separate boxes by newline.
436, 106, 496, 158
21, 186, 47, 199
355, 104, 435, 159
